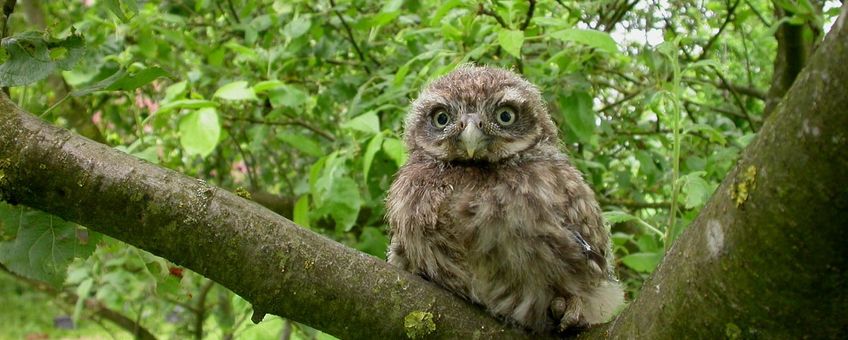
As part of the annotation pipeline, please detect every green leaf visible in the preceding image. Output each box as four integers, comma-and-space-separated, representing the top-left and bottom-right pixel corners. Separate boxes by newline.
164, 81, 188, 101
214, 81, 259, 101
268, 84, 308, 108
179, 107, 221, 157
603, 211, 638, 224
0, 31, 85, 87
559, 91, 595, 143
73, 278, 94, 324
363, 133, 385, 181
103, 0, 131, 22
497, 29, 524, 58
682, 173, 712, 209
430, 0, 464, 25
382, 137, 407, 167
620, 252, 663, 273
0, 208, 96, 287
156, 99, 218, 115
293, 195, 310, 228
355, 226, 389, 258
550, 29, 619, 53
342, 112, 381, 135
107, 67, 170, 91
71, 67, 170, 96
253, 80, 285, 93
284, 16, 312, 39
314, 177, 361, 232
278, 134, 323, 157
250, 15, 273, 32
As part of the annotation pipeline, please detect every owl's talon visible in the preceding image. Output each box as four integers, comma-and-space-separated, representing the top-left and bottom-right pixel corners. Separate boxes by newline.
550, 296, 567, 319
558, 297, 587, 332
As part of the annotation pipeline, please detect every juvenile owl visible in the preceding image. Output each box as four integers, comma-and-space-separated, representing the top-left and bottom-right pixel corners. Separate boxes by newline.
386, 65, 624, 333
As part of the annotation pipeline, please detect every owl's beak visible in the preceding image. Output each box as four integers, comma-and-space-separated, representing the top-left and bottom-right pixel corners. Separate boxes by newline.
460, 116, 485, 158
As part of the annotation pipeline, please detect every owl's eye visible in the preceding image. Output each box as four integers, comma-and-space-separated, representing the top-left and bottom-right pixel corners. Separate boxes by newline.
432, 110, 450, 128
496, 106, 517, 126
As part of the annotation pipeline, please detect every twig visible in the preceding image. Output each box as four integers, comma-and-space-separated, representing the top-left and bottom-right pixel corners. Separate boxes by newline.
226, 0, 240, 23
695, 0, 740, 62
709, 65, 757, 131
600, 198, 671, 210
194, 280, 216, 340
228, 116, 336, 142
743, 0, 771, 26
1, 0, 16, 38
329, 0, 372, 74
214, 1, 233, 25
598, 89, 642, 113
683, 77, 765, 100
228, 128, 258, 189
520, 0, 536, 30
600, 0, 639, 32
477, 4, 509, 28
682, 98, 747, 120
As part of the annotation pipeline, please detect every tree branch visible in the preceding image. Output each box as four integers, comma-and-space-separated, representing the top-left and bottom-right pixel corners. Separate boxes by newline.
0, 95, 532, 339
520, 0, 536, 31
695, 0, 740, 62
477, 4, 509, 28
194, 280, 216, 340
226, 116, 336, 142
328, 0, 375, 74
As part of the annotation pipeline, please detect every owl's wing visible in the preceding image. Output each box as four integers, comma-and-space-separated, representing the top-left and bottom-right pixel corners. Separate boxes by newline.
553, 160, 611, 278
568, 228, 607, 268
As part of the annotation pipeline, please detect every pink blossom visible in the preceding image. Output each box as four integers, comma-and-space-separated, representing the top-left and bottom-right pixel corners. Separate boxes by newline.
82, 0, 94, 7
144, 98, 159, 113
232, 160, 248, 174
92, 111, 102, 125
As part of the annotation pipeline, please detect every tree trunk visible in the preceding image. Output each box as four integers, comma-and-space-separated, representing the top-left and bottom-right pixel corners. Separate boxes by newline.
0, 5, 846, 340
763, 1, 823, 117
582, 6, 848, 338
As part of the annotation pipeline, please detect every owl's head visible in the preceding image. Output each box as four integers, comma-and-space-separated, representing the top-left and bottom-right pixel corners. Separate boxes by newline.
404, 65, 559, 163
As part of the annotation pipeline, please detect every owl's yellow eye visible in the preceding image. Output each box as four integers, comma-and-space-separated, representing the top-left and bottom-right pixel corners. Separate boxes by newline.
496, 106, 517, 125
432, 110, 450, 128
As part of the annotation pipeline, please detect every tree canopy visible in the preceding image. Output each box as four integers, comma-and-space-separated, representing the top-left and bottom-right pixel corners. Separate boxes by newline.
0, 0, 845, 339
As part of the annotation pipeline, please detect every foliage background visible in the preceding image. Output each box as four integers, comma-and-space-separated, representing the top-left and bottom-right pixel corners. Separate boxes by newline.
0, 0, 841, 338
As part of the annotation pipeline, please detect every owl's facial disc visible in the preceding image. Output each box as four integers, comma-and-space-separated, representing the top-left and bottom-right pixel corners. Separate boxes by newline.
459, 114, 486, 158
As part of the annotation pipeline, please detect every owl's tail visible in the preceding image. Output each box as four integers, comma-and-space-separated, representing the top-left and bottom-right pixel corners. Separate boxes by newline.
581, 280, 626, 324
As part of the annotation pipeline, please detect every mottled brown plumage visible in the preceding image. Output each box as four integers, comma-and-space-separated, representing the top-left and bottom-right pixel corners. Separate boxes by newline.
386, 65, 623, 333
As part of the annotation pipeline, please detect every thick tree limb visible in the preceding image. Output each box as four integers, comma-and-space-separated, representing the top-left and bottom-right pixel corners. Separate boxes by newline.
0, 100, 530, 338
583, 7, 848, 338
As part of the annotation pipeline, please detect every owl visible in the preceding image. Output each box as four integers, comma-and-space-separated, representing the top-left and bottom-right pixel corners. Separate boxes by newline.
386, 65, 624, 333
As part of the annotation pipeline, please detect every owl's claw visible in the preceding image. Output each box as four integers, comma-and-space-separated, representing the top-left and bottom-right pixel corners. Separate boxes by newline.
551, 296, 587, 332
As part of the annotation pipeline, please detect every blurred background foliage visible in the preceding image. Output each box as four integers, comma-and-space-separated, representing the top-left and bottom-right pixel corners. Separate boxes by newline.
0, 0, 841, 338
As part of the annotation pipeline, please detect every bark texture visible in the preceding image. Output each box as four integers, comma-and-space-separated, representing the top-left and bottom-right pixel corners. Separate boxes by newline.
583, 7, 848, 338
